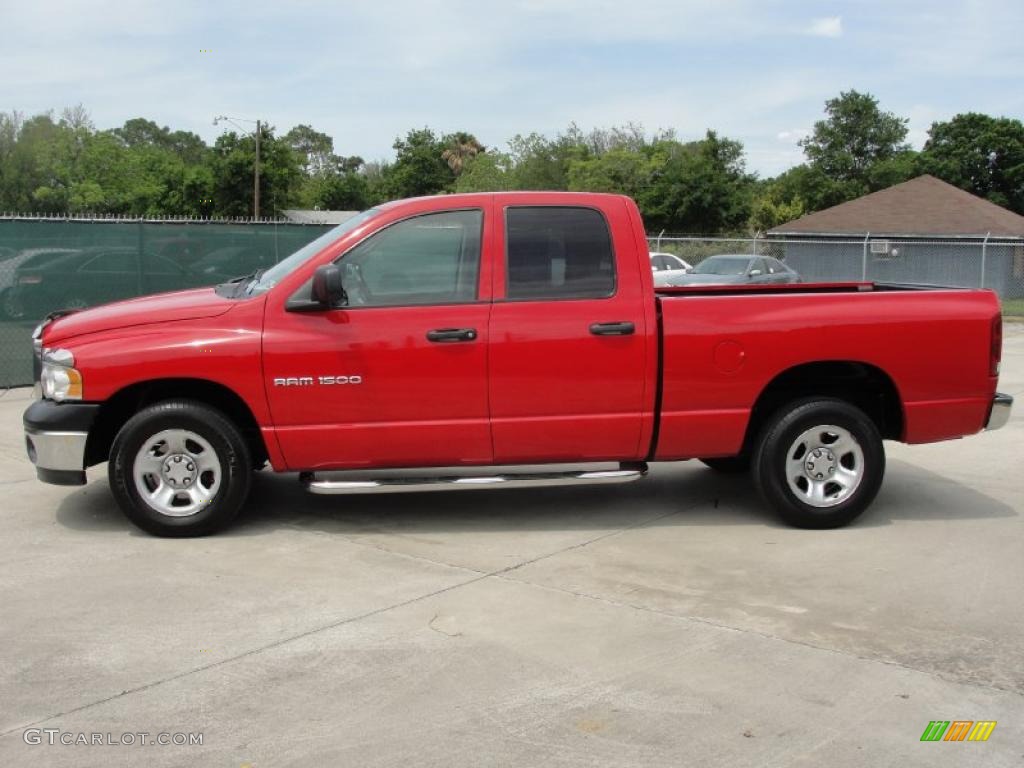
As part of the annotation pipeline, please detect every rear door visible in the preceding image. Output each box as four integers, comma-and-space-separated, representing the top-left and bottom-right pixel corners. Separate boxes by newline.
487, 201, 650, 463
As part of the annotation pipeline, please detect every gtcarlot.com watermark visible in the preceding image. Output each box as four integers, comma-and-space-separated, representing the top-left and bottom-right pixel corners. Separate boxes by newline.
24, 729, 203, 747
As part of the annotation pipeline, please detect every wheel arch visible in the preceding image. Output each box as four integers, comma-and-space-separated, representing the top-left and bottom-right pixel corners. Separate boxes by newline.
85, 378, 268, 468
742, 360, 904, 453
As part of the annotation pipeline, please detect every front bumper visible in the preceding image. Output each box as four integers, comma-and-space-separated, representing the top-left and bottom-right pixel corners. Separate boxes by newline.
985, 393, 1013, 431
23, 400, 99, 485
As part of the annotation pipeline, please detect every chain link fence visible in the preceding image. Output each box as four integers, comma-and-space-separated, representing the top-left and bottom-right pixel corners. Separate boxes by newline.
3, 220, 1022, 389
0, 216, 332, 387
649, 234, 1024, 308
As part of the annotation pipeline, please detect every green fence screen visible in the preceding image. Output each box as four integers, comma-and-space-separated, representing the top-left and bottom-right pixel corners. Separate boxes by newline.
0, 217, 333, 387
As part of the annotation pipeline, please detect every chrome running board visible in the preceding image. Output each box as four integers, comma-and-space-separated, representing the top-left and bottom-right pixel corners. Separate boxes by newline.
302, 464, 648, 495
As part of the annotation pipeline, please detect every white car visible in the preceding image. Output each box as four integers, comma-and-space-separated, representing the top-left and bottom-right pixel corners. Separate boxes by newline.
649, 252, 692, 286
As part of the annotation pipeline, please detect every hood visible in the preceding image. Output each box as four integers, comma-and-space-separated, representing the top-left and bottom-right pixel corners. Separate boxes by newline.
664, 273, 747, 286
43, 287, 237, 344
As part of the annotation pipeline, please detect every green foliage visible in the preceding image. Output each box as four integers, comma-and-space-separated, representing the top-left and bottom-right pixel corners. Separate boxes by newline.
800, 90, 910, 189
211, 128, 302, 217
638, 132, 755, 234
2, 96, 1022, 234
383, 128, 455, 198
454, 152, 513, 192
918, 113, 1024, 213
749, 192, 806, 233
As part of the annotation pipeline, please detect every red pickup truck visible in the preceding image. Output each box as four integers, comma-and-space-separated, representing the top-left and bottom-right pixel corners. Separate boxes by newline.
24, 192, 1012, 536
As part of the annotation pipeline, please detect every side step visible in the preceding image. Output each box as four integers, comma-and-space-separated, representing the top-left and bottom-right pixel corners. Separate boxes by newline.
302, 463, 648, 495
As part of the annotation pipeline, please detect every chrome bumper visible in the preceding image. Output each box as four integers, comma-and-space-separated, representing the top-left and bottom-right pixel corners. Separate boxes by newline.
23, 399, 99, 486
986, 393, 1013, 431
24, 428, 89, 485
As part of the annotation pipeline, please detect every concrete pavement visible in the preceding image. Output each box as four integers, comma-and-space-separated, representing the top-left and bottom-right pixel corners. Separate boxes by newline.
1, 326, 1022, 766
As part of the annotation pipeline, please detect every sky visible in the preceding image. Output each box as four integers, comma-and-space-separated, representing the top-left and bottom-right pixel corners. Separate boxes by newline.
3, 0, 1023, 177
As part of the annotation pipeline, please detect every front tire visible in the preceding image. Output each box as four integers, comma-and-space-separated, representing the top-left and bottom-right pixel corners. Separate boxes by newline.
752, 398, 884, 529
109, 400, 252, 536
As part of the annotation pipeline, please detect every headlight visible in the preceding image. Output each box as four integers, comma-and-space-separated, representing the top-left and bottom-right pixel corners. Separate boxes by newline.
40, 348, 83, 402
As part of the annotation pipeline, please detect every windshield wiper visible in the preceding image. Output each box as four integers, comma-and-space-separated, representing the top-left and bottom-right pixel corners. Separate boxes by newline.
213, 269, 263, 299
244, 268, 266, 296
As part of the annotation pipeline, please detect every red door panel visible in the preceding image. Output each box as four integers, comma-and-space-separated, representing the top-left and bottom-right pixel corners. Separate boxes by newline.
263, 304, 492, 470
487, 201, 650, 463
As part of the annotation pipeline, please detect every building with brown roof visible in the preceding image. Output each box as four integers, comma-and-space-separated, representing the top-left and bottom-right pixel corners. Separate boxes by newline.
767, 175, 1024, 297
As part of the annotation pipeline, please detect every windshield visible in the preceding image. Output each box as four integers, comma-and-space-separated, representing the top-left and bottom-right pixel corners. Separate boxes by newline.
693, 257, 749, 276
246, 209, 381, 294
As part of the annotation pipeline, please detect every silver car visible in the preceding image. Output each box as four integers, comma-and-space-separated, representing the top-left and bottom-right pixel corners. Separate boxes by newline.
660, 254, 801, 287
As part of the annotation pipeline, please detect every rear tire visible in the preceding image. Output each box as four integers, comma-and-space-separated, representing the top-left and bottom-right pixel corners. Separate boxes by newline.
752, 398, 884, 529
109, 400, 252, 537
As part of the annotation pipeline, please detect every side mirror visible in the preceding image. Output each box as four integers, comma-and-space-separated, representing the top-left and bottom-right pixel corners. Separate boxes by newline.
748, 269, 762, 277
311, 264, 346, 308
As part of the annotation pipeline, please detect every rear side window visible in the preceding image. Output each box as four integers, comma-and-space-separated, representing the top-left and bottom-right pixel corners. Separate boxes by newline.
505, 207, 616, 300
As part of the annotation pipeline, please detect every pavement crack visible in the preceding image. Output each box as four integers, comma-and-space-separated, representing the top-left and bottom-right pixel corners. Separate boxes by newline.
495, 574, 1024, 699
1, 498, 706, 736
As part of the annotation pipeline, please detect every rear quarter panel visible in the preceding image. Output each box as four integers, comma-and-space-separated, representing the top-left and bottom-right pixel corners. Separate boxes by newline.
655, 288, 1001, 459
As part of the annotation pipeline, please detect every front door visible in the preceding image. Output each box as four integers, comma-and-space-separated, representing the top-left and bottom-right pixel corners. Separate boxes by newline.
263, 208, 493, 470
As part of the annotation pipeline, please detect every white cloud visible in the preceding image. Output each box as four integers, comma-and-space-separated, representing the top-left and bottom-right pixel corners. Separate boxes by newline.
806, 16, 843, 38
776, 128, 810, 142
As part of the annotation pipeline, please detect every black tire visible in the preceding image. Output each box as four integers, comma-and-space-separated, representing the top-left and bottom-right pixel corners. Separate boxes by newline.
108, 400, 252, 537
699, 455, 750, 474
752, 398, 884, 529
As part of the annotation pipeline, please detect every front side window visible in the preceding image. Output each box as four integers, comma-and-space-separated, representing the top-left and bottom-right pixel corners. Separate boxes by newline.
338, 209, 482, 307
505, 207, 616, 300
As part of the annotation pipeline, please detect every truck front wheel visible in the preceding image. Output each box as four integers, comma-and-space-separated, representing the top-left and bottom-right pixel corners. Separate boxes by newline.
752, 398, 885, 529
109, 400, 252, 537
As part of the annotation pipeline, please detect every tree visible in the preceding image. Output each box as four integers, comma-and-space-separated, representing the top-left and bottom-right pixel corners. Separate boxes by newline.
507, 126, 590, 190
800, 90, 910, 191
441, 132, 484, 175
638, 131, 755, 234
283, 124, 335, 176
211, 128, 302, 217
383, 128, 453, 198
454, 152, 513, 192
919, 113, 1024, 213
567, 147, 654, 199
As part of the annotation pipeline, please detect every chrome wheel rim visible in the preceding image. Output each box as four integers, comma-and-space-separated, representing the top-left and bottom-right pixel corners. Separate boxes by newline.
785, 424, 863, 508
132, 429, 221, 517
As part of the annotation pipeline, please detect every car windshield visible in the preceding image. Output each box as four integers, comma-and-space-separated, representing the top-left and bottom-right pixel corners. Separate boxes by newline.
245, 209, 381, 294
693, 257, 749, 275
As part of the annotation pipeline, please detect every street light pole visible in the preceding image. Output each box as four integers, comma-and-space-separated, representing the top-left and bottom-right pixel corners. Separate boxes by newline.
254, 120, 261, 220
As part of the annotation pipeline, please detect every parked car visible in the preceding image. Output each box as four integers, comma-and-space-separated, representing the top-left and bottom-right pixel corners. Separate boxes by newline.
0, 248, 80, 319
661, 254, 801, 286
24, 192, 1010, 537
188, 246, 278, 283
11, 247, 204, 317
649, 251, 692, 285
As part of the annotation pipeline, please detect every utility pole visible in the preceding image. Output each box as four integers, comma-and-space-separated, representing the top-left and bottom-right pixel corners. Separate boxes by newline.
254, 120, 261, 219
213, 115, 263, 219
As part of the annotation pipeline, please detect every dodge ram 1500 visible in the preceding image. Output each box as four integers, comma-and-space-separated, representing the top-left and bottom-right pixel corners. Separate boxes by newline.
24, 192, 1012, 535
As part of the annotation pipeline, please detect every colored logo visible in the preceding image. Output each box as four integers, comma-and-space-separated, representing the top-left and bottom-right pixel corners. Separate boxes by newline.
920, 721, 996, 742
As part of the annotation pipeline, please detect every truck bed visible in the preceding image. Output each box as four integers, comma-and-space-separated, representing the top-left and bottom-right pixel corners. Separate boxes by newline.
653, 282, 1001, 459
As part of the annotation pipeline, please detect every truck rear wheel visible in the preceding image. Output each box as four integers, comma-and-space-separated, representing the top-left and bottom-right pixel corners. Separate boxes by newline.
109, 400, 252, 537
752, 398, 884, 529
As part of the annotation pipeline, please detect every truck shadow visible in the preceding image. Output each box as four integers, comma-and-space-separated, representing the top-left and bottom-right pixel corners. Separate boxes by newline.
54, 458, 1016, 536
